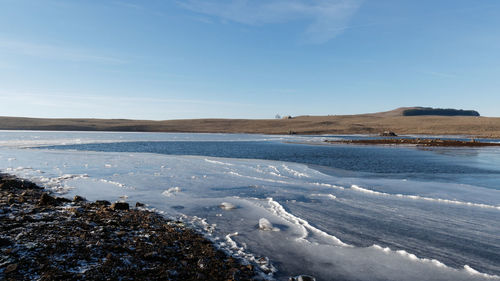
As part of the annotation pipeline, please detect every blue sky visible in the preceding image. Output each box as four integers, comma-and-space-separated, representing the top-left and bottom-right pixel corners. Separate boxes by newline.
1, 0, 499, 119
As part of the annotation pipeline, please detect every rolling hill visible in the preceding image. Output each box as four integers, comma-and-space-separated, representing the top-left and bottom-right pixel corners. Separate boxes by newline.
1, 107, 499, 138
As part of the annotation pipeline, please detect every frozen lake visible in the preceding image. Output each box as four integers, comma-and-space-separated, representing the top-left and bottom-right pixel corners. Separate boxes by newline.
0, 131, 499, 281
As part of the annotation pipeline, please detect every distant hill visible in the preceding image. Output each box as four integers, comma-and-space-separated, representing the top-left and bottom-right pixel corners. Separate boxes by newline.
401, 107, 480, 117
1, 107, 499, 137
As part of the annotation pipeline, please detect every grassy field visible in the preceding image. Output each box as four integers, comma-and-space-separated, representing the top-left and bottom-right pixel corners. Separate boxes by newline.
1, 108, 500, 138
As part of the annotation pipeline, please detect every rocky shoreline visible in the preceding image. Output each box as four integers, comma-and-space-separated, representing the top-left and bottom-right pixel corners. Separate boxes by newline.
325, 138, 500, 147
0, 173, 258, 280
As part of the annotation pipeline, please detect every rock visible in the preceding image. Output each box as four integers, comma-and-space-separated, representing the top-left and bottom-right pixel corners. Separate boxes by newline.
1, 179, 17, 189
70, 207, 84, 215
38, 193, 57, 206
167, 270, 178, 276
5, 263, 18, 273
95, 200, 111, 206
242, 264, 253, 271
73, 195, 86, 202
144, 251, 158, 260
135, 202, 145, 207
0, 237, 12, 247
20, 180, 38, 189
289, 275, 316, 281
380, 130, 397, 136
110, 202, 129, 210
197, 259, 205, 268
56, 197, 72, 204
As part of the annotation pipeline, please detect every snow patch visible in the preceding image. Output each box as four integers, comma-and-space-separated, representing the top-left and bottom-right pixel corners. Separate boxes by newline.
98, 179, 126, 188
282, 164, 309, 178
351, 185, 500, 211
311, 193, 337, 200
258, 218, 280, 232
161, 187, 181, 197
204, 159, 233, 166
220, 202, 237, 210
265, 198, 349, 246
310, 182, 344, 190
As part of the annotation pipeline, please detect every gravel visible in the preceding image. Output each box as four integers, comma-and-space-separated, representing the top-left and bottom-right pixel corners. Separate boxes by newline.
0, 173, 258, 280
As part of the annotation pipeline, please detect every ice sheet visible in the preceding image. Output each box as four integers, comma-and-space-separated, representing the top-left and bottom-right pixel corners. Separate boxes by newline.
0, 131, 499, 280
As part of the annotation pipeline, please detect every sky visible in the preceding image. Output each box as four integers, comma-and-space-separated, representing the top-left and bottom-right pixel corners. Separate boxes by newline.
1, 0, 499, 119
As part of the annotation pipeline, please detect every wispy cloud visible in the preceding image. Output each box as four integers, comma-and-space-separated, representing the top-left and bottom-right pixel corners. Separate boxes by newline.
0, 38, 126, 64
0, 92, 252, 110
110, 1, 167, 17
0, 62, 14, 70
178, 0, 363, 43
0, 91, 257, 119
112, 1, 144, 11
421, 71, 457, 79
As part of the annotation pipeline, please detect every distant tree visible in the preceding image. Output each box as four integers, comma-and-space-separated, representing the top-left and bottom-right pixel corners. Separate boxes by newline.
403, 108, 480, 117
275, 114, 281, 119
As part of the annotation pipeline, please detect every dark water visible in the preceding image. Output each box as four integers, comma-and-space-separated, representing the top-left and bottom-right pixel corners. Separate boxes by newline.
43, 140, 500, 189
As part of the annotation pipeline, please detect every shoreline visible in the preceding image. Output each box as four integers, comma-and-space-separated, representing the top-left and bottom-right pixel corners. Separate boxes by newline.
324, 138, 500, 147
0, 173, 259, 280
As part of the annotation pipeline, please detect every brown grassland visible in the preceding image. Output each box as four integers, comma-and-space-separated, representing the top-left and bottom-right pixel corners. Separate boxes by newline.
1, 108, 500, 138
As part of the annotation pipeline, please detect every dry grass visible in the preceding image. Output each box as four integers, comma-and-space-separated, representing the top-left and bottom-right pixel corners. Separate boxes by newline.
1, 108, 500, 138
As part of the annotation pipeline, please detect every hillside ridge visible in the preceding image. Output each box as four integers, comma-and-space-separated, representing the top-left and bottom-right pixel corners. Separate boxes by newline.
0, 107, 498, 138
